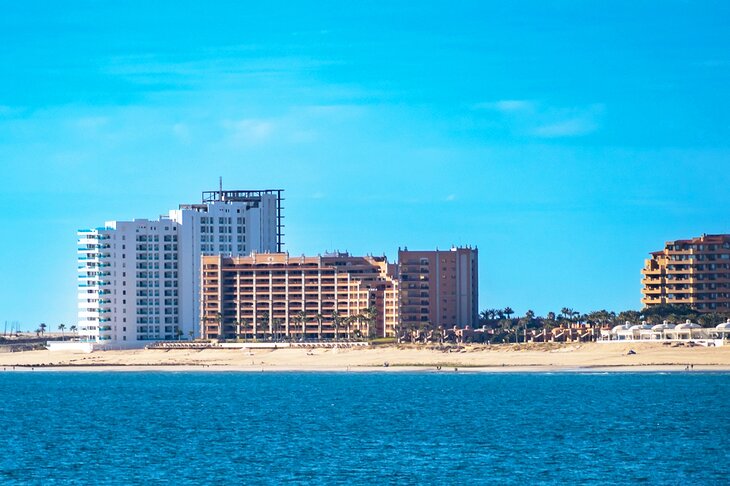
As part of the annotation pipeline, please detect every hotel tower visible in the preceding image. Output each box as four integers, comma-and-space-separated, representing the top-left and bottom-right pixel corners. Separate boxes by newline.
200, 252, 399, 340
398, 247, 479, 329
641, 234, 730, 312
77, 189, 283, 347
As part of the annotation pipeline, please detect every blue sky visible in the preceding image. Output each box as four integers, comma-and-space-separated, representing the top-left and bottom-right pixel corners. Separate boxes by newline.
1, 1, 729, 330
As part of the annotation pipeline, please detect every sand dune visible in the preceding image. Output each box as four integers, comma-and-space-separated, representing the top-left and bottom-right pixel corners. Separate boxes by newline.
1, 342, 729, 372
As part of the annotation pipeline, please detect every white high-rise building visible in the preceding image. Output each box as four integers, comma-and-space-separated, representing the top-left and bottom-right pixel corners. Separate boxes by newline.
77, 189, 283, 348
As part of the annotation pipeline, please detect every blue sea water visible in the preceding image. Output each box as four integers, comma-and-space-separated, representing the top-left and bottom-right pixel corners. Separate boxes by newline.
0, 371, 728, 485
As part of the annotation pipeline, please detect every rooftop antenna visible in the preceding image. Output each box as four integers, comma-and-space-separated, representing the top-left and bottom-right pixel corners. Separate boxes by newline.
219, 176, 223, 201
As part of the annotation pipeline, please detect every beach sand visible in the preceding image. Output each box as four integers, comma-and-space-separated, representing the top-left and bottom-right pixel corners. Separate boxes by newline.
1, 342, 729, 372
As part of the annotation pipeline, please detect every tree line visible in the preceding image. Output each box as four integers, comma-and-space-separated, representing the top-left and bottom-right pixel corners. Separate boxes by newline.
478, 304, 730, 331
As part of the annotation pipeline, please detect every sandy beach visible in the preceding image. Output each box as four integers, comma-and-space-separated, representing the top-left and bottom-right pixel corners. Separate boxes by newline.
1, 342, 729, 372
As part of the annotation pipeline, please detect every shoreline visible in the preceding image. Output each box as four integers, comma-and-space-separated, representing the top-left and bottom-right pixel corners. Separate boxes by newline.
2, 364, 729, 374
1, 342, 729, 374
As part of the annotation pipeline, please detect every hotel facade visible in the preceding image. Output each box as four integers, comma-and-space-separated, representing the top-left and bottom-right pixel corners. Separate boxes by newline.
200, 247, 479, 340
641, 234, 730, 312
200, 252, 399, 340
398, 247, 479, 329
77, 189, 282, 346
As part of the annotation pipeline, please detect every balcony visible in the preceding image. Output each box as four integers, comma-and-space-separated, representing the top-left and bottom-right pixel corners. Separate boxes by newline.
641, 297, 664, 305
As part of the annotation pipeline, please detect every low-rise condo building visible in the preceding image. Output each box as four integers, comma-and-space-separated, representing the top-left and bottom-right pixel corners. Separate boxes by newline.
200, 252, 399, 340
398, 247, 479, 329
77, 189, 283, 347
641, 234, 730, 312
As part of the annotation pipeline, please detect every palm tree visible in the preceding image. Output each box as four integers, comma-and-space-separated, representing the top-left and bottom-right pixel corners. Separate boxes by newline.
69, 325, 77, 337
215, 312, 225, 340
58, 323, 66, 341
234, 320, 242, 341
501, 319, 513, 343
352, 313, 363, 339
296, 310, 307, 341
519, 311, 535, 343
267, 313, 275, 339
503, 307, 514, 321
344, 316, 354, 341
331, 310, 341, 341
273, 318, 283, 342
39, 323, 47, 336
364, 306, 378, 340
315, 313, 324, 341
560, 308, 578, 325
258, 311, 270, 341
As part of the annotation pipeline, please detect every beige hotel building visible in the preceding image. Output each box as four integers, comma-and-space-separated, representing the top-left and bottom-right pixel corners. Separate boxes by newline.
398, 247, 479, 329
201, 252, 399, 340
641, 234, 730, 312
200, 246, 479, 340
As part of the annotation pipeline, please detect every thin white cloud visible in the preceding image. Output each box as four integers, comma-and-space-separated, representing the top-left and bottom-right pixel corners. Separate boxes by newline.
475, 100, 604, 138
474, 100, 535, 113
222, 118, 275, 144
532, 117, 597, 138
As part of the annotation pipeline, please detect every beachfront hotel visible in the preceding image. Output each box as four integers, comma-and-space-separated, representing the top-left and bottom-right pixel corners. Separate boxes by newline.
200, 252, 399, 340
199, 247, 480, 341
398, 247, 479, 329
641, 234, 730, 312
77, 189, 283, 347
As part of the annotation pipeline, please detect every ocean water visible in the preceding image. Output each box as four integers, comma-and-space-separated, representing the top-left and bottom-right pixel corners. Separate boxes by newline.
0, 371, 728, 485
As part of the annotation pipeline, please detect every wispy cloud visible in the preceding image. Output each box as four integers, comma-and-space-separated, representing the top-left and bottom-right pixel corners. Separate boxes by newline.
531, 104, 604, 138
532, 117, 597, 138
474, 99, 535, 113
222, 118, 275, 144
475, 100, 604, 139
